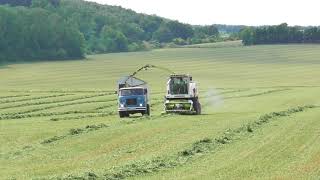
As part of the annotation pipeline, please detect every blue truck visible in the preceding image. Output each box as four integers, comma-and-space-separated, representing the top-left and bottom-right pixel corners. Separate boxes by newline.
118, 87, 150, 118
117, 75, 150, 118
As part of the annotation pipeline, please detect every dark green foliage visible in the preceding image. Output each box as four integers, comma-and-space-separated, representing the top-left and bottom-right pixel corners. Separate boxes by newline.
69, 128, 84, 135
214, 24, 245, 33
41, 135, 65, 144
0, 0, 60, 7
0, 5, 85, 62
0, 0, 226, 62
0, 0, 32, 6
240, 23, 320, 45
246, 125, 253, 132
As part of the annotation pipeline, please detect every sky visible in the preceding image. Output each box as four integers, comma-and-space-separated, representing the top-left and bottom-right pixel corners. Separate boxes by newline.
86, 0, 319, 26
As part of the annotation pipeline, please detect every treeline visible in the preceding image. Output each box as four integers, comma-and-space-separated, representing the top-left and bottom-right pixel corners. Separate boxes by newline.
0, 0, 60, 7
240, 23, 320, 45
0, 0, 221, 63
49, 0, 220, 53
0, 5, 85, 62
214, 24, 245, 34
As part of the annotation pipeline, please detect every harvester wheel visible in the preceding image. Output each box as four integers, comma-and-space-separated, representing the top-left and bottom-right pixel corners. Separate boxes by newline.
193, 98, 201, 115
196, 102, 201, 115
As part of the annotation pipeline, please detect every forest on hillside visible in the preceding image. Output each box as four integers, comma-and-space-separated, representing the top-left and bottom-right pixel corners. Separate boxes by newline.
240, 23, 320, 45
0, 0, 222, 62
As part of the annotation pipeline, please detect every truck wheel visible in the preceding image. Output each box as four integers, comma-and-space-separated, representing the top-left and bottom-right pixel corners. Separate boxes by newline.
119, 112, 129, 118
119, 112, 125, 118
146, 105, 150, 116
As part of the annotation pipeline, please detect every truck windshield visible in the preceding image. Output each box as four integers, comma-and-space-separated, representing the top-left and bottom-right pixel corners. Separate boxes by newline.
170, 77, 189, 95
120, 89, 144, 96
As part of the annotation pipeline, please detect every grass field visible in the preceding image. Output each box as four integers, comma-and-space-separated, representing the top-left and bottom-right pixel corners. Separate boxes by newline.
0, 44, 320, 179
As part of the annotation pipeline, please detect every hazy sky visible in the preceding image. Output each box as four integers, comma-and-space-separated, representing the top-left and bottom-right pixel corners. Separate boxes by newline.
86, 0, 319, 26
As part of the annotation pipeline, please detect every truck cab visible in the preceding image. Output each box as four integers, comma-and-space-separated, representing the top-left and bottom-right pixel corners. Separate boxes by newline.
118, 87, 150, 118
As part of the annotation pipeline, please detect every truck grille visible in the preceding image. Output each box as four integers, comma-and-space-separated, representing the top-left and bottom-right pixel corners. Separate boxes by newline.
126, 98, 137, 105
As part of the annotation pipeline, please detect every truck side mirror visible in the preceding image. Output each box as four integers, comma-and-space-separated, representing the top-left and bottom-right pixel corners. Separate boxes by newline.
144, 89, 148, 94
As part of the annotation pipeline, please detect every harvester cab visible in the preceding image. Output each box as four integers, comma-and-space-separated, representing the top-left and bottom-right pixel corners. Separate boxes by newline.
164, 74, 201, 115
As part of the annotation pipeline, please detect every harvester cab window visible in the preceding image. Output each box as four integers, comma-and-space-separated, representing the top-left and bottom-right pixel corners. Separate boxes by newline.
120, 89, 144, 96
170, 77, 188, 95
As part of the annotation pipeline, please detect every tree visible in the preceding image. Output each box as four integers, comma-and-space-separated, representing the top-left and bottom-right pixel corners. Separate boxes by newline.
100, 26, 128, 52
0, 5, 85, 62
240, 23, 320, 45
152, 24, 174, 42
0, 0, 32, 6
121, 23, 145, 42
240, 27, 255, 45
199, 25, 219, 37
166, 21, 194, 40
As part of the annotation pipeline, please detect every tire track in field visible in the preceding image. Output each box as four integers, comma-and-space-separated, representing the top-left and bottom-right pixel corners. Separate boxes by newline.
59, 105, 319, 180
202, 88, 291, 107
225, 88, 291, 99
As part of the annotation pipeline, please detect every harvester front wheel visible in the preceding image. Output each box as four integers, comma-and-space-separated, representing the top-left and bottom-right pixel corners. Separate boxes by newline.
193, 98, 201, 115
196, 102, 201, 115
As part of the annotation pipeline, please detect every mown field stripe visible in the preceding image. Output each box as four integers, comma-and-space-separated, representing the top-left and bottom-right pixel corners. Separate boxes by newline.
0, 101, 113, 120
0, 93, 115, 110
0, 94, 30, 99
0, 94, 73, 104
57, 105, 318, 180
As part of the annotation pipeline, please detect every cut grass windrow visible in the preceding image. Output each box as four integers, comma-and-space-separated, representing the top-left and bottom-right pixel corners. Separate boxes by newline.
4, 90, 116, 93
49, 112, 116, 121
0, 94, 73, 104
41, 123, 109, 144
0, 93, 115, 110
0, 100, 111, 119
0, 94, 30, 99
57, 105, 318, 180
94, 103, 116, 111
3, 123, 110, 158
0, 110, 114, 121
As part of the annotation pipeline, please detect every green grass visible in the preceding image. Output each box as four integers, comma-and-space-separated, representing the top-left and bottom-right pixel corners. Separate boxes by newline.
0, 44, 320, 179
182, 40, 242, 48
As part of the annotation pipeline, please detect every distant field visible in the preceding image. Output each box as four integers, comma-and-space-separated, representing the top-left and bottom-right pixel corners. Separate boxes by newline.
182, 40, 242, 48
0, 44, 320, 179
